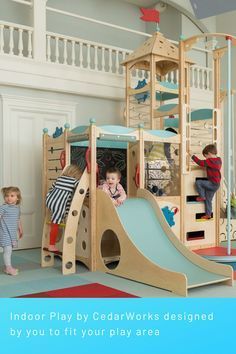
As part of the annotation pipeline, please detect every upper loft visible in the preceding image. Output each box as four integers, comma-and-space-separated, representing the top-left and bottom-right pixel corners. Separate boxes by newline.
0, 0, 215, 101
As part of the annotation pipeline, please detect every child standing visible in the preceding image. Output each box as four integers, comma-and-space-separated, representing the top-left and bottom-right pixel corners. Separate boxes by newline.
191, 144, 222, 219
46, 164, 82, 252
100, 167, 126, 206
0, 187, 23, 276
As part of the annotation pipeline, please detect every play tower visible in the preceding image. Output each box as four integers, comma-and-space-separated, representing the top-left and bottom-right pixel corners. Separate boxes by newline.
122, 30, 234, 251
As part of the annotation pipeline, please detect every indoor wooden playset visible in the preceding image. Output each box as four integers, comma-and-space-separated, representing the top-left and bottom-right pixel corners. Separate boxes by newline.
41, 29, 236, 296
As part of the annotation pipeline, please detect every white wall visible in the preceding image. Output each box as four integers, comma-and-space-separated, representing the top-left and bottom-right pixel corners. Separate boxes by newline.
0, 0, 32, 26
0, 85, 124, 127
47, 0, 146, 50
146, 3, 181, 41
167, 0, 216, 32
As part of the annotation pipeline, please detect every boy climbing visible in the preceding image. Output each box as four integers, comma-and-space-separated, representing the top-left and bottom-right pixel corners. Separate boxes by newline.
190, 144, 222, 220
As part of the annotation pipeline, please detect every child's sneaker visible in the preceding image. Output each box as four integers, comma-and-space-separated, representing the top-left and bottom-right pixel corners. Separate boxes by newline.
4, 266, 18, 276
201, 215, 211, 220
48, 245, 59, 252
196, 197, 206, 202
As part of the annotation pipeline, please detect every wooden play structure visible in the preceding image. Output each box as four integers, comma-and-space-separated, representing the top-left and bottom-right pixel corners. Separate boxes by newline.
122, 31, 236, 251
41, 30, 236, 296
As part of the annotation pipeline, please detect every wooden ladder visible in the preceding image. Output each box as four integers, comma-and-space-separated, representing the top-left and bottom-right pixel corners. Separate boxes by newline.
41, 169, 90, 274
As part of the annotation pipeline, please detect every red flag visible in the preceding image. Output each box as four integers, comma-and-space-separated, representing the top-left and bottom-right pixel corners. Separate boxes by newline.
140, 7, 160, 23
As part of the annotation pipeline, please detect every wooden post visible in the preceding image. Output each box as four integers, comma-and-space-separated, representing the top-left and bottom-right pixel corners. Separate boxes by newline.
64, 123, 70, 165
213, 50, 224, 246
150, 55, 156, 130
42, 128, 49, 218
179, 39, 185, 244
126, 65, 131, 127
185, 62, 191, 173
138, 124, 145, 189
89, 119, 97, 271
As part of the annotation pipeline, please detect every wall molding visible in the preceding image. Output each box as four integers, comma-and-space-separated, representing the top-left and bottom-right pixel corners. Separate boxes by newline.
0, 55, 125, 101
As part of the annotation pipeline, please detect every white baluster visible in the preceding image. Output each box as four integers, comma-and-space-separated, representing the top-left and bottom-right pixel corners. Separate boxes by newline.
9, 26, 14, 55
175, 69, 179, 84
18, 28, 23, 56
71, 40, 75, 66
202, 69, 206, 90
0, 25, 4, 54
115, 50, 119, 74
201, 68, 204, 89
197, 67, 200, 89
133, 68, 138, 78
27, 30, 32, 58
79, 42, 83, 67
190, 67, 194, 87
46, 35, 51, 61
170, 71, 174, 84
121, 51, 126, 75
210, 69, 213, 91
63, 38, 67, 64
193, 67, 196, 88
206, 69, 210, 90
101, 47, 105, 72
165, 73, 168, 82
87, 44, 91, 69
108, 48, 112, 73
94, 45, 98, 71
55, 37, 59, 63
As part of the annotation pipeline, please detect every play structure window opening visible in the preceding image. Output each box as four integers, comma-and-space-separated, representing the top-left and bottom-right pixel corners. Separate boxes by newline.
144, 141, 180, 197
96, 144, 127, 192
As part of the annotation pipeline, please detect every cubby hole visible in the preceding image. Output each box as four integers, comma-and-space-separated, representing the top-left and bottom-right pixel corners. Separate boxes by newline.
196, 212, 213, 220
101, 230, 120, 270
187, 230, 205, 241
186, 195, 200, 202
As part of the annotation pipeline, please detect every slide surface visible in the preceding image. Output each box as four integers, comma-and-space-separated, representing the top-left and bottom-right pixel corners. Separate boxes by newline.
116, 198, 229, 287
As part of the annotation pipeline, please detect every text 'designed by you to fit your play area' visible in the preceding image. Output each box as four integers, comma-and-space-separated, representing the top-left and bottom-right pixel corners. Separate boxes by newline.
8, 311, 215, 339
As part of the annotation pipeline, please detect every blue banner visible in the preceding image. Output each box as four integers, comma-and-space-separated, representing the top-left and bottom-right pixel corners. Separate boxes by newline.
0, 298, 234, 354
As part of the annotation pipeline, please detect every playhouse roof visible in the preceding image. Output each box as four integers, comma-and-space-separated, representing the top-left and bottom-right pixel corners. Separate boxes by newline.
122, 31, 193, 66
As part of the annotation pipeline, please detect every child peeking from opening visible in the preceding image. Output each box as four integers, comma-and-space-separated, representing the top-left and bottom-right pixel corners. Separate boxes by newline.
190, 144, 221, 220
100, 167, 126, 207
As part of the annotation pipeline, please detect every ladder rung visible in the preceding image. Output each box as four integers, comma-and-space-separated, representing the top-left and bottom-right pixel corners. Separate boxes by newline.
46, 221, 66, 227
43, 247, 62, 255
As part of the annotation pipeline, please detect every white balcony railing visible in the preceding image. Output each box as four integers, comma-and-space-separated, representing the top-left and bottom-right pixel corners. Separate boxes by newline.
45, 31, 212, 91
0, 19, 213, 91
46, 31, 129, 75
0, 20, 33, 58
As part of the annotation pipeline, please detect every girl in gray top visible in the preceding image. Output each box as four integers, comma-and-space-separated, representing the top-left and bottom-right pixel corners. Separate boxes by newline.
0, 187, 23, 275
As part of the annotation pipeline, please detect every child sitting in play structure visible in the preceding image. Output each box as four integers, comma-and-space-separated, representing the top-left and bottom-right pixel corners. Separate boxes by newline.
46, 164, 82, 252
99, 167, 126, 206
0, 186, 23, 276
190, 144, 222, 220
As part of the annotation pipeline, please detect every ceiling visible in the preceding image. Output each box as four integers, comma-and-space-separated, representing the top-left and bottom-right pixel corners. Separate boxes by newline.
190, 0, 236, 19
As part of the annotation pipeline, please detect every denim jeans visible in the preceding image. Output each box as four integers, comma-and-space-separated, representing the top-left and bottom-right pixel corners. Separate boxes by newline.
195, 179, 219, 215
